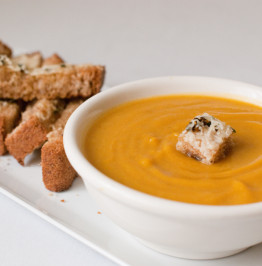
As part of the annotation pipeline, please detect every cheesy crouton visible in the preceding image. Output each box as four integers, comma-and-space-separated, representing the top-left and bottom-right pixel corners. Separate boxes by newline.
176, 113, 235, 165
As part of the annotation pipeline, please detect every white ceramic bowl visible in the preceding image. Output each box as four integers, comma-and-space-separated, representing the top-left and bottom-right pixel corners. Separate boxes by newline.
64, 76, 262, 260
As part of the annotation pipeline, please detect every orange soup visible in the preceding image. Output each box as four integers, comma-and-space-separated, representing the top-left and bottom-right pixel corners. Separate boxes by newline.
84, 95, 262, 205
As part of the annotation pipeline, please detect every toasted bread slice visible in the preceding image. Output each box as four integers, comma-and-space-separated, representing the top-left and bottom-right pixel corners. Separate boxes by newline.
5, 99, 65, 165
41, 137, 77, 192
0, 55, 104, 101
43, 53, 64, 66
12, 51, 43, 70
0, 101, 21, 155
0, 40, 12, 57
42, 100, 83, 192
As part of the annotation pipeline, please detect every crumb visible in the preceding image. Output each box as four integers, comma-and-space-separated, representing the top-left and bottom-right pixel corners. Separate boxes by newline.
48, 193, 53, 196
97, 211, 101, 214
60, 199, 65, 202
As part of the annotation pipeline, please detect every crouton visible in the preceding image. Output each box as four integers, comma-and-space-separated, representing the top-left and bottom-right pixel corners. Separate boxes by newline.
43, 53, 64, 65
42, 99, 83, 192
0, 40, 12, 57
0, 55, 105, 101
176, 113, 235, 165
5, 99, 65, 165
12, 51, 43, 70
0, 101, 21, 155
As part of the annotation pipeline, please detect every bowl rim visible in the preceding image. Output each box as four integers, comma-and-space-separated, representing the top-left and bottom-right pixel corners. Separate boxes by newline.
64, 76, 262, 219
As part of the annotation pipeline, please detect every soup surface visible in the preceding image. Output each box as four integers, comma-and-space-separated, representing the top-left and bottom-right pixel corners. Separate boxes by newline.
84, 95, 262, 205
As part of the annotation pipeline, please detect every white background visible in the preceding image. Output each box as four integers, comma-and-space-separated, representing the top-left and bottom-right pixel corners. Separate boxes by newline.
1, 0, 262, 265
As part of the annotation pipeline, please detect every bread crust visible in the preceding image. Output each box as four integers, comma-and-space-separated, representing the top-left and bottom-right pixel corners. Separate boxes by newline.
0, 57, 105, 101
0, 117, 5, 155
0, 101, 21, 155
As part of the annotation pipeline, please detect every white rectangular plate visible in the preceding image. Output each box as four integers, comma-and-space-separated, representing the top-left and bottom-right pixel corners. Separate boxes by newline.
1, 147, 262, 266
